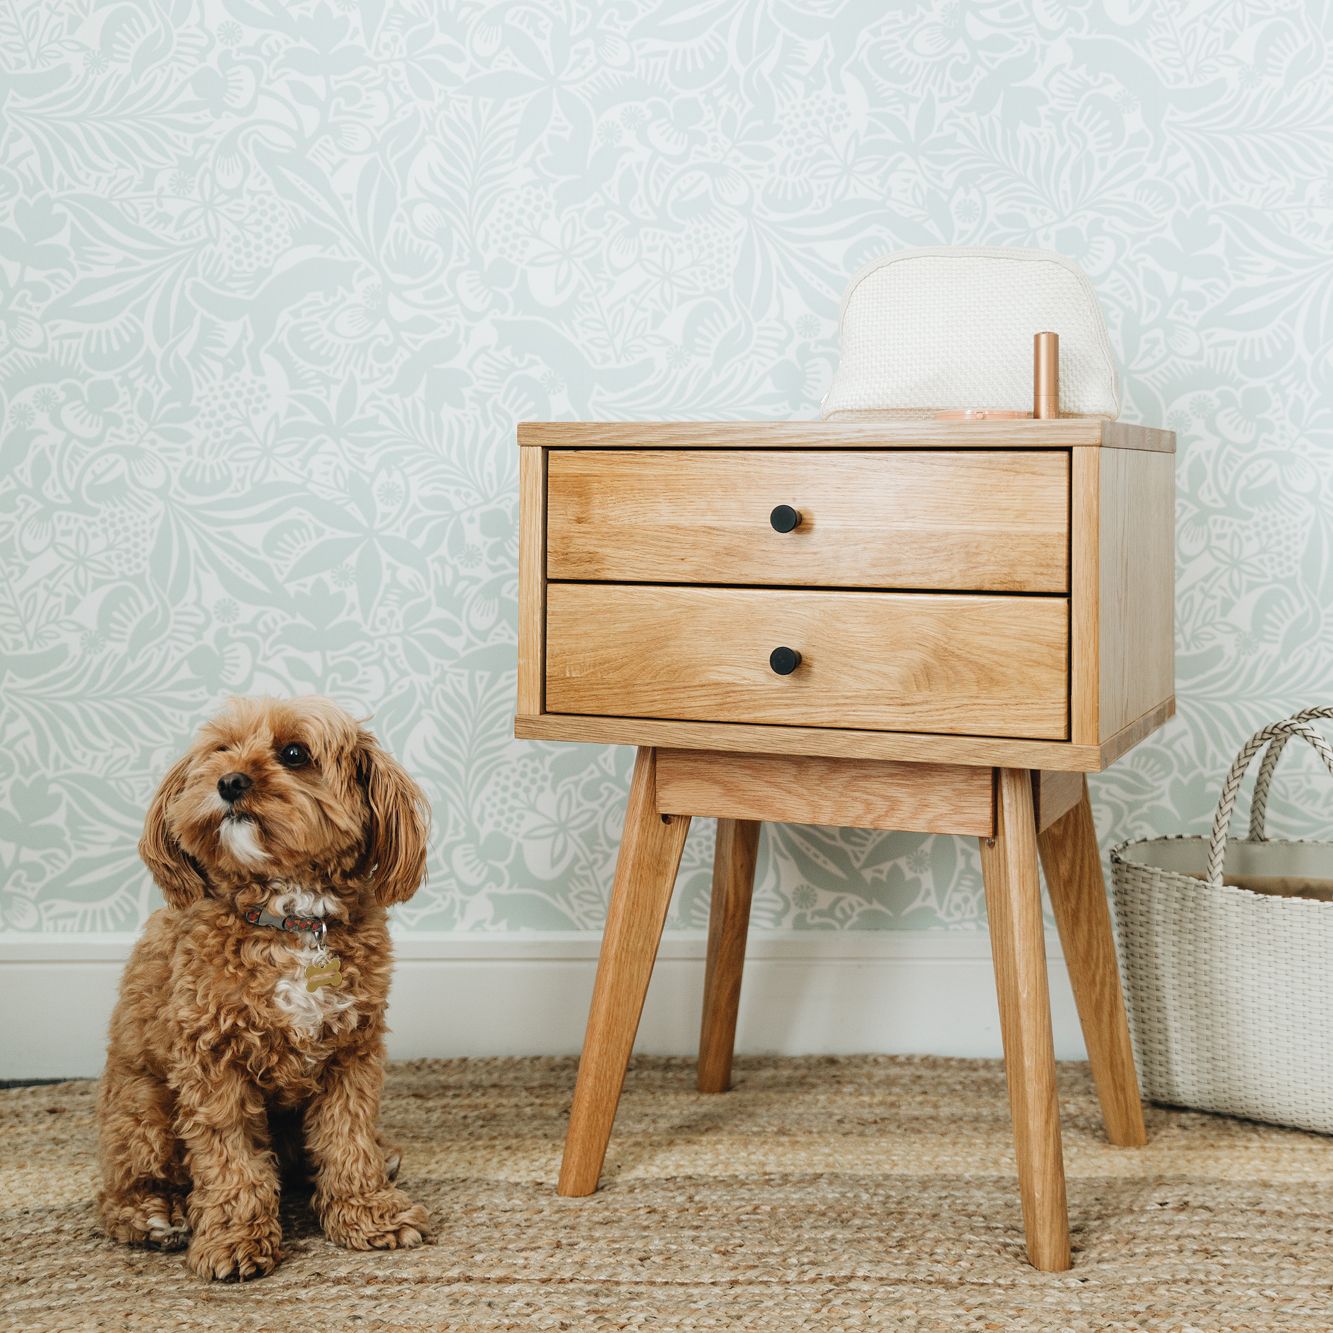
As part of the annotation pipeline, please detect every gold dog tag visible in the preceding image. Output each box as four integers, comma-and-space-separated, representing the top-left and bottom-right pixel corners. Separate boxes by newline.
306, 955, 343, 992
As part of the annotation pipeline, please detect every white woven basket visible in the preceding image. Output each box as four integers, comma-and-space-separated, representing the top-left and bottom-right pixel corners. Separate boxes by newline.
1111, 709, 1333, 1134
822, 246, 1121, 419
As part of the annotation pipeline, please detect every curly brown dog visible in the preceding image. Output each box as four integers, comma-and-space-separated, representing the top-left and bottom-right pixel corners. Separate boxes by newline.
97, 696, 432, 1281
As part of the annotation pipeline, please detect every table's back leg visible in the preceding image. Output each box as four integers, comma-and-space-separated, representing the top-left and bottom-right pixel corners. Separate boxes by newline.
558, 747, 691, 1197
698, 818, 761, 1093
980, 767, 1071, 1272
1037, 777, 1147, 1148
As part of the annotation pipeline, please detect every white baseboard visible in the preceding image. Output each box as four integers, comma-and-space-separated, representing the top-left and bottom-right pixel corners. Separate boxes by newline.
0, 930, 1085, 1080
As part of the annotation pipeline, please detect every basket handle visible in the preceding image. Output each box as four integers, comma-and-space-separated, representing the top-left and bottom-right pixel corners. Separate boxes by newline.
1206, 718, 1333, 887
1247, 706, 1333, 840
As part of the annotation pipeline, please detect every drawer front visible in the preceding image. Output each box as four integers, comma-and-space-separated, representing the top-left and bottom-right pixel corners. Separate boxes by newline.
546, 449, 1068, 592
546, 584, 1069, 739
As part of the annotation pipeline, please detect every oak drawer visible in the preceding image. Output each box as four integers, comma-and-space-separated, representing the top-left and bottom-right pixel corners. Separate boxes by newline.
546, 584, 1069, 739
546, 449, 1069, 592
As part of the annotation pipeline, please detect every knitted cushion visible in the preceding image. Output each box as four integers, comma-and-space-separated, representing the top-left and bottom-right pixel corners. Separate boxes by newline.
822, 247, 1121, 419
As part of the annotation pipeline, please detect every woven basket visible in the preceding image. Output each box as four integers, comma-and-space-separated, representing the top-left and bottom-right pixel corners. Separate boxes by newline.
1111, 709, 1333, 1134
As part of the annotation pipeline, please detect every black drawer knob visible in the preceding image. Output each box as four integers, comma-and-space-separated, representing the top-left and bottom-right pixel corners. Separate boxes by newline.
769, 504, 802, 533
769, 646, 802, 675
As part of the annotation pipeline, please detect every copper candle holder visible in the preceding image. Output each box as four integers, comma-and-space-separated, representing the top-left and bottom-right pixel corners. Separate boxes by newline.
1033, 331, 1060, 419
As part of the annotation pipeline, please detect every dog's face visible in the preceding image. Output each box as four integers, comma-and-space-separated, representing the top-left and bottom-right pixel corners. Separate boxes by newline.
140, 697, 428, 911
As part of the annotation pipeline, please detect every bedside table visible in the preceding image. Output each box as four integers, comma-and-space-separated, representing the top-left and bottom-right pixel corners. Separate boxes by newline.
516, 418, 1175, 1271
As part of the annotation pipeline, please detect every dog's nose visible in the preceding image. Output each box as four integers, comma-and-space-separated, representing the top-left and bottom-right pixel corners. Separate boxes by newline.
217, 771, 253, 804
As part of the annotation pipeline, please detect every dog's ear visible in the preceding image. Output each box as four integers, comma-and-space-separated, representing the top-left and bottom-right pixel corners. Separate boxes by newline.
140, 753, 208, 910
356, 729, 429, 906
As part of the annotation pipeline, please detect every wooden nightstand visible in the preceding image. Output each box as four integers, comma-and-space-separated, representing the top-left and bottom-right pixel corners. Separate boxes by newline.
516, 418, 1175, 1271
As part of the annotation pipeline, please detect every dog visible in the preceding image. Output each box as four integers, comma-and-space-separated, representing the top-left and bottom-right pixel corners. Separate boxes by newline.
97, 696, 432, 1281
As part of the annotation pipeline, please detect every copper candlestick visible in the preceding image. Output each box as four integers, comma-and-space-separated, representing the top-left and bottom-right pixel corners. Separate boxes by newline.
1033, 331, 1059, 419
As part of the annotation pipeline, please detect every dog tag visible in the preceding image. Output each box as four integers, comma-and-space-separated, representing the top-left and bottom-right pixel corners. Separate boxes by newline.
306, 954, 343, 992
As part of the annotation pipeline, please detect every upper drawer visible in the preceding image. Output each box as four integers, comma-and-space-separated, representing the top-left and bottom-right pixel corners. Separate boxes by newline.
546, 449, 1068, 592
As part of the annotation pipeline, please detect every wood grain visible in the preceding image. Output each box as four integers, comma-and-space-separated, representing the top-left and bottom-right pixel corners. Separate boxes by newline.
1100, 420, 1177, 453
1071, 447, 1176, 744
1097, 448, 1175, 741
518, 419, 1175, 451
697, 818, 760, 1094
547, 449, 1068, 592
515, 698, 1175, 771
1033, 769, 1083, 832
546, 584, 1069, 740
559, 748, 691, 1197
1069, 447, 1101, 746
1036, 779, 1147, 1148
656, 750, 995, 835
519, 712, 1104, 771
1097, 697, 1175, 767
979, 767, 1070, 1272
516, 446, 546, 716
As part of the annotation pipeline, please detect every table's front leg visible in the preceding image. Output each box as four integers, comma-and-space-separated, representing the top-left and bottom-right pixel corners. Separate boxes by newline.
559, 747, 690, 1196
980, 767, 1071, 1272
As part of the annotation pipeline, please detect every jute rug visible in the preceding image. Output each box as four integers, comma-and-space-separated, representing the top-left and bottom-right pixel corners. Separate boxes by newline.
2, 1057, 1330, 1331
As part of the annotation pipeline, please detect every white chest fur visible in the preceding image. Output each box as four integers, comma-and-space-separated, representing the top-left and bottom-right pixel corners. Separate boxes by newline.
265, 886, 357, 1037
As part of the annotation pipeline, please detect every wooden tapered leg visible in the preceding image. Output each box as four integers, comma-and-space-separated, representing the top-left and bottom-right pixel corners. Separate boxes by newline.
558, 748, 690, 1197
980, 768, 1071, 1272
1037, 778, 1147, 1148
697, 818, 761, 1093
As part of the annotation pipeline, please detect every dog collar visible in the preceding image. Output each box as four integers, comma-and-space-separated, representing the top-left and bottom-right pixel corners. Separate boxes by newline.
242, 905, 327, 940
241, 905, 344, 993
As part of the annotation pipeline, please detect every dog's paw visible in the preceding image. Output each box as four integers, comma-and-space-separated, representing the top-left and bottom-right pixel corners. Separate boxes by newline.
321, 1190, 431, 1251
186, 1221, 282, 1282
102, 1191, 191, 1251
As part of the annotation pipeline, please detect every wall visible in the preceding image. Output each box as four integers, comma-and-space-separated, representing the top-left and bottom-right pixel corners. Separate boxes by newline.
2, 0, 1331, 949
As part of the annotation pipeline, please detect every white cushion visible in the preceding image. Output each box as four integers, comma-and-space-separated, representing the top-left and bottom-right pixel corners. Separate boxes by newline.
822, 246, 1121, 419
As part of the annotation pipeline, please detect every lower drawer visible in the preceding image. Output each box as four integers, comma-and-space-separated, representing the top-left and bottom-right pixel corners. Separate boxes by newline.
545, 584, 1069, 739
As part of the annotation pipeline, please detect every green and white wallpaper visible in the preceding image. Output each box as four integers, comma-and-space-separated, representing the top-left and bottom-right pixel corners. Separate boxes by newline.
2, 1, 1330, 935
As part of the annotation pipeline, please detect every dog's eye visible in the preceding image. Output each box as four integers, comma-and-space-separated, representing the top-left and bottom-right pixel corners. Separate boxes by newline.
277, 742, 311, 768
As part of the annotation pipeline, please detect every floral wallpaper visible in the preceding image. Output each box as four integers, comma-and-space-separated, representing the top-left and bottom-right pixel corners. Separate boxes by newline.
1, 1, 1330, 935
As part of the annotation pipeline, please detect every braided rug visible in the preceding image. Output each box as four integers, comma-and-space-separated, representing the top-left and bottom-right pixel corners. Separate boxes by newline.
3, 1056, 1330, 1331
